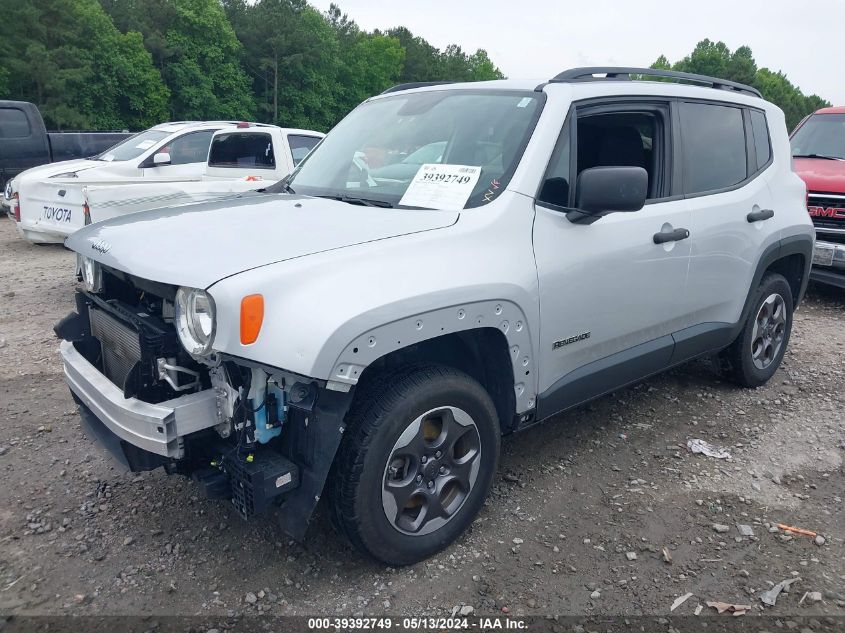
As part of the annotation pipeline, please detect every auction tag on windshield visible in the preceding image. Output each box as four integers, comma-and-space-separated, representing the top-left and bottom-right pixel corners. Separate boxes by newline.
135, 139, 156, 150
399, 164, 481, 211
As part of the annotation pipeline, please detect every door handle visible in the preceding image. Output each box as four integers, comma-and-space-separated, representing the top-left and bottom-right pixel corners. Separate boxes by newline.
653, 228, 690, 244
747, 208, 774, 223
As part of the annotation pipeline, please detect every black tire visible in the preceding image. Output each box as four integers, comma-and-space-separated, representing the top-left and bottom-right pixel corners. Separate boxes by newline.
720, 273, 793, 388
328, 364, 500, 566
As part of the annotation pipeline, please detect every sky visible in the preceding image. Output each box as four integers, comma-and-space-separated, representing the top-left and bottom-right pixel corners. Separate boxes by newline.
310, 0, 843, 106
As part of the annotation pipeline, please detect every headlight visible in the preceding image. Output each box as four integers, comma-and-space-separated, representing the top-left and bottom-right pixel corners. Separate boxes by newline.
175, 287, 216, 356
77, 255, 103, 293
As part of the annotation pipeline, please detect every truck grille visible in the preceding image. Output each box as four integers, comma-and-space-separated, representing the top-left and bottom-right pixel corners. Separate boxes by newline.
808, 193, 845, 231
89, 307, 141, 389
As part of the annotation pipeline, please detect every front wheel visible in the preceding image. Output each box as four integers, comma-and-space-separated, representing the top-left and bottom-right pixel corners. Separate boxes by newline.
329, 364, 500, 566
720, 272, 794, 387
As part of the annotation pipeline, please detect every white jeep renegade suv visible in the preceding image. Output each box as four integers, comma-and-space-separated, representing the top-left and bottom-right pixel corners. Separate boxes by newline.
56, 67, 813, 565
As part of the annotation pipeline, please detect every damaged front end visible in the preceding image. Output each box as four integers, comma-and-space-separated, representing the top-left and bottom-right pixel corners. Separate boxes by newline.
55, 268, 353, 540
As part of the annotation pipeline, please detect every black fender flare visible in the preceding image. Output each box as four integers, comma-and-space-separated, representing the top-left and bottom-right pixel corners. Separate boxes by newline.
733, 233, 813, 340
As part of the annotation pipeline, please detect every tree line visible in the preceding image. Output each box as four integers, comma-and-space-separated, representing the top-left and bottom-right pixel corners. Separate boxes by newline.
0, 0, 503, 131
651, 40, 829, 130
0, 4, 831, 134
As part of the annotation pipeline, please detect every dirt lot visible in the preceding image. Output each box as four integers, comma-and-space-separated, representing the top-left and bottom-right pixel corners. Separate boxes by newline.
0, 216, 843, 621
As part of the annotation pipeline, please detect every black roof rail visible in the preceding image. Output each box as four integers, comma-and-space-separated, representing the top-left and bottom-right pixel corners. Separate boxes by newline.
381, 81, 454, 94
550, 67, 762, 98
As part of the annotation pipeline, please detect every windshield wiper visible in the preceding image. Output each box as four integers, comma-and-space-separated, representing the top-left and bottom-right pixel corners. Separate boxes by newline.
793, 153, 845, 161
317, 194, 394, 208
259, 178, 295, 194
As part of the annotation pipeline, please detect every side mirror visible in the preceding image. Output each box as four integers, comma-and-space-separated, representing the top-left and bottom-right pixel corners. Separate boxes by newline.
567, 166, 648, 225
152, 152, 171, 166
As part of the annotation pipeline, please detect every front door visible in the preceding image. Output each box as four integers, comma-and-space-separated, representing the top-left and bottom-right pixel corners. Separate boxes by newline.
532, 100, 692, 417
142, 130, 217, 181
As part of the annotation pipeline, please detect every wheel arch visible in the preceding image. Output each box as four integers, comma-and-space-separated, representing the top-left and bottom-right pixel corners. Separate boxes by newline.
738, 233, 813, 331
317, 300, 536, 422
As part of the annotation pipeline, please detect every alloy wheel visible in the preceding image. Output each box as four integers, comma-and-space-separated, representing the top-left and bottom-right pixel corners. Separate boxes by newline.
750, 292, 787, 370
382, 406, 481, 536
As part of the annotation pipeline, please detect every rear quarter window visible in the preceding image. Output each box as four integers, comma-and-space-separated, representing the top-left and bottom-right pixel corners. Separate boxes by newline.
0, 108, 31, 138
749, 110, 771, 170
679, 102, 747, 194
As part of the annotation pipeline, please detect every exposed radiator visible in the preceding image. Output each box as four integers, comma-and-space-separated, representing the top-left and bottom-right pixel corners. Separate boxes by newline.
89, 307, 141, 389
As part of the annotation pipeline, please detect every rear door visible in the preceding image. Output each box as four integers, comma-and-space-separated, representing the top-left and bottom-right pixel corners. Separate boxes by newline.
680, 101, 777, 332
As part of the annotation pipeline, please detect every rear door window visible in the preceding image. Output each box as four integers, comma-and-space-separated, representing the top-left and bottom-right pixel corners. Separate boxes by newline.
679, 102, 747, 194
749, 110, 771, 170
209, 133, 275, 169
0, 108, 31, 138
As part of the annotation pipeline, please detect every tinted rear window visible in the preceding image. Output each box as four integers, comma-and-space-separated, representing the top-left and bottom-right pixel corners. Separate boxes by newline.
0, 108, 31, 138
679, 102, 747, 194
750, 110, 771, 170
209, 132, 275, 169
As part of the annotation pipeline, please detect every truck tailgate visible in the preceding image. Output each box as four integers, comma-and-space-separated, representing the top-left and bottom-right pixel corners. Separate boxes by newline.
19, 179, 88, 240
84, 180, 264, 224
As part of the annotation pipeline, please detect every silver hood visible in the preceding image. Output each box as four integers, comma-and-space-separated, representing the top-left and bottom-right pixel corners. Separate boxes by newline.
65, 193, 459, 289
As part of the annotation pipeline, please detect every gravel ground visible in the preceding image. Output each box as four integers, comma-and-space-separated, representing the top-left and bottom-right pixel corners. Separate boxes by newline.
0, 215, 843, 620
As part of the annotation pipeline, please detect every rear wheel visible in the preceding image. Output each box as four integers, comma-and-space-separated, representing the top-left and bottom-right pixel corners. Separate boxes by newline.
329, 364, 500, 565
719, 273, 793, 387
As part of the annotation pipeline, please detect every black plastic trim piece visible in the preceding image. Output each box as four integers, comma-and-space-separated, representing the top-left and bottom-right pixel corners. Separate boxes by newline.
536, 335, 673, 420
669, 322, 735, 365
276, 387, 355, 540
550, 67, 762, 98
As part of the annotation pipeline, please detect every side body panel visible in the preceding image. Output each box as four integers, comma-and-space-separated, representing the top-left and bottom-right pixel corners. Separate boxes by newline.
208, 191, 543, 413
683, 103, 810, 326
533, 198, 692, 394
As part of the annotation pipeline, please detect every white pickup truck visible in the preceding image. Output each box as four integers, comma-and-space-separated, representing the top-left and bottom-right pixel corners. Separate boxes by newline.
14, 124, 323, 243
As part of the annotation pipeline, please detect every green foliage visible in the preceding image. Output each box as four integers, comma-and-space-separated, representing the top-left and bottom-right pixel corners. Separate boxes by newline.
103, 0, 255, 120
0, 0, 505, 131
0, 0, 169, 129
652, 40, 830, 130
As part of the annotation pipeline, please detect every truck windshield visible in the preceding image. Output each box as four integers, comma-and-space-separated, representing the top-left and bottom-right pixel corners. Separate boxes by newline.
95, 129, 170, 162
279, 90, 543, 209
791, 114, 845, 160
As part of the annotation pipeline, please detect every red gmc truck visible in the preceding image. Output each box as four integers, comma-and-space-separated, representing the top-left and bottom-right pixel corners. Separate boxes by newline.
791, 106, 845, 289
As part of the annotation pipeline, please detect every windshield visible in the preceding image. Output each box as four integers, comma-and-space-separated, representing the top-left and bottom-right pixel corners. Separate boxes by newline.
95, 129, 170, 162
791, 114, 845, 160
280, 90, 543, 209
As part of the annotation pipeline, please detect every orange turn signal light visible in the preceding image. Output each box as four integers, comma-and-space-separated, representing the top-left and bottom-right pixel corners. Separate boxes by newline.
240, 294, 264, 345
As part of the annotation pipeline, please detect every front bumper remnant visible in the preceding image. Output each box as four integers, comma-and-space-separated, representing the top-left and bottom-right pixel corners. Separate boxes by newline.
60, 340, 220, 459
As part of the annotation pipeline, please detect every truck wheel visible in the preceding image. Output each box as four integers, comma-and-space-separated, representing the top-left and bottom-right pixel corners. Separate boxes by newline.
329, 364, 500, 566
720, 273, 793, 388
